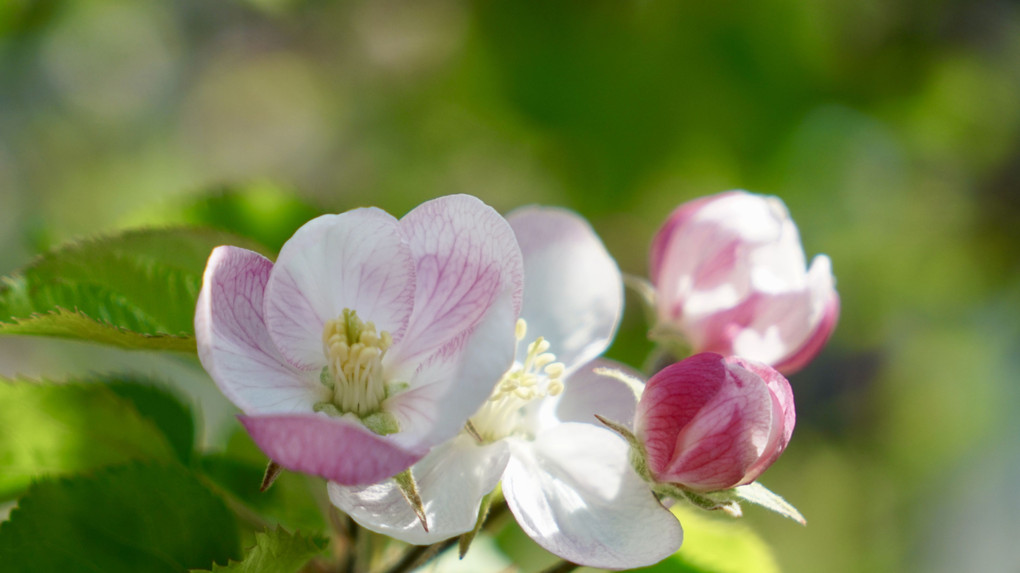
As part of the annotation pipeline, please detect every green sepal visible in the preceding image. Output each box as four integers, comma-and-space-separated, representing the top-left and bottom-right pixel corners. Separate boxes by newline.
393, 469, 428, 532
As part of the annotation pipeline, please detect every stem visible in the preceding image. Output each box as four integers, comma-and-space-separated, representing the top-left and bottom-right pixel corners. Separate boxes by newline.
383, 538, 457, 573
540, 561, 580, 573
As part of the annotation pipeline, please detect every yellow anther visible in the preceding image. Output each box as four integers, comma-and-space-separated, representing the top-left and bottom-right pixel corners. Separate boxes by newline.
515, 318, 528, 342
320, 309, 392, 417
544, 362, 565, 379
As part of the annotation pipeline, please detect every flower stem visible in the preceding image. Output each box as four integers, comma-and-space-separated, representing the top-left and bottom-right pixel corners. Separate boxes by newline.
540, 561, 580, 573
383, 538, 458, 573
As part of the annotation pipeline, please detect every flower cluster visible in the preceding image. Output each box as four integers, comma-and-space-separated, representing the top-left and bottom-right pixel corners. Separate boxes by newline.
196, 190, 837, 569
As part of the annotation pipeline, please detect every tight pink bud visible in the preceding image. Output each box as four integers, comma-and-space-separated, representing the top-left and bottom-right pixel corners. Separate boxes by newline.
650, 190, 839, 374
635, 353, 795, 492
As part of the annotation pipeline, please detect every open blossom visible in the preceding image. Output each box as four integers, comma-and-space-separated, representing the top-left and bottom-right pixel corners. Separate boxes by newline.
329, 207, 683, 569
194, 194, 523, 485
650, 190, 839, 373
634, 353, 795, 492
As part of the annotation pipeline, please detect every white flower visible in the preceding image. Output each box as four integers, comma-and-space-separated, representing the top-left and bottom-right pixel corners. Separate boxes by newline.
329, 207, 682, 569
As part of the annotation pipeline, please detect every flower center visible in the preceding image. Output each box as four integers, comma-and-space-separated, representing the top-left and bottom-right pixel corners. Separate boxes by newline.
468, 318, 565, 442
314, 309, 398, 433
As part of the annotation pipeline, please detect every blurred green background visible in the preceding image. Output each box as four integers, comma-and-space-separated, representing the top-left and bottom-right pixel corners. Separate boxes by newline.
2, 0, 1019, 571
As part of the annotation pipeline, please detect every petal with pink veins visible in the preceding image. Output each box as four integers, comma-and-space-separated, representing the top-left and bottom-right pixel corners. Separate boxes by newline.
239, 414, 426, 485
502, 424, 683, 569
195, 246, 326, 414
388, 195, 523, 368
554, 359, 639, 431
262, 208, 416, 370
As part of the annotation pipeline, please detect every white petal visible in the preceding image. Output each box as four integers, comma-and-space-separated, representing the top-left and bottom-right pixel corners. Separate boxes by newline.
385, 289, 517, 449
263, 209, 416, 369
502, 424, 683, 569
507, 207, 623, 374
328, 434, 510, 545
388, 194, 523, 367
554, 359, 639, 430
195, 246, 325, 414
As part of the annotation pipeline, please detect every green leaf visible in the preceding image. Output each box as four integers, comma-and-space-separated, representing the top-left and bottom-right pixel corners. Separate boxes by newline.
0, 378, 178, 501
0, 463, 240, 573
101, 374, 196, 464
0, 227, 267, 351
731, 482, 807, 525
197, 429, 326, 534
191, 527, 327, 573
627, 507, 780, 573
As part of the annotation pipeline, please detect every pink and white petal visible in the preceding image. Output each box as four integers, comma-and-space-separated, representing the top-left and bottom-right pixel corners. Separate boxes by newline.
502, 425, 683, 569
773, 255, 840, 374
660, 368, 774, 490
649, 191, 743, 284
554, 359, 639, 431
195, 246, 326, 414
726, 356, 796, 483
328, 434, 510, 545
239, 414, 425, 485
385, 291, 517, 449
263, 209, 416, 370
389, 195, 523, 367
507, 207, 623, 374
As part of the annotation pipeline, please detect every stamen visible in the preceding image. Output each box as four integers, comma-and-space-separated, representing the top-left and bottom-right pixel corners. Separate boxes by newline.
321, 309, 392, 418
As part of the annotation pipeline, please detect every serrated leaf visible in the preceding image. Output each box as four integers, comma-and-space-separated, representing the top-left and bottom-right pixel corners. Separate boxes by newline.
0, 463, 240, 573
731, 481, 807, 525
627, 506, 780, 573
0, 378, 178, 501
0, 227, 267, 350
197, 429, 326, 534
191, 527, 327, 573
101, 374, 196, 464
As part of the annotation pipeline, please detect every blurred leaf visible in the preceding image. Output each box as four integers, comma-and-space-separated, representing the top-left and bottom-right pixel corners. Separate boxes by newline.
626, 506, 780, 573
0, 378, 178, 501
732, 482, 806, 525
0, 227, 266, 350
198, 429, 326, 534
101, 374, 196, 464
126, 182, 320, 254
191, 527, 327, 573
0, 463, 240, 573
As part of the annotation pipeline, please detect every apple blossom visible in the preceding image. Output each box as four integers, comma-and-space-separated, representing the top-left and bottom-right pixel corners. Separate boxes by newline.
329, 207, 683, 569
633, 353, 795, 492
194, 194, 524, 485
649, 190, 839, 373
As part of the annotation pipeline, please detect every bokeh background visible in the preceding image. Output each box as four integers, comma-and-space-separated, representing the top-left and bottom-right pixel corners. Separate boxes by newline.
2, 1, 1019, 571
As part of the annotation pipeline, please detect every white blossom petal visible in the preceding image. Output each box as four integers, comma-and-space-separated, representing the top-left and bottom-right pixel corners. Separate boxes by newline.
328, 434, 510, 544
195, 246, 325, 414
508, 207, 623, 374
388, 194, 523, 368
263, 208, 416, 370
502, 424, 683, 569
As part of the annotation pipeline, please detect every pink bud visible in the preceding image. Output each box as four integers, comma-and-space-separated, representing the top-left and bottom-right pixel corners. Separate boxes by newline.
650, 191, 839, 374
634, 353, 795, 492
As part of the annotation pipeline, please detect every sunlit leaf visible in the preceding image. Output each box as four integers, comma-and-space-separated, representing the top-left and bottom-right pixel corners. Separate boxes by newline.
198, 429, 326, 534
191, 527, 327, 573
0, 463, 240, 573
626, 506, 780, 573
101, 373, 196, 464
0, 227, 267, 350
0, 378, 179, 501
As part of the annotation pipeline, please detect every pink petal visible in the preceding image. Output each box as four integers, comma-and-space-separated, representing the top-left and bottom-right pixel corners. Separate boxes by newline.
327, 434, 510, 545
772, 256, 840, 374
388, 194, 523, 367
555, 359, 639, 431
239, 414, 425, 485
635, 353, 729, 475
385, 290, 517, 449
502, 424, 683, 569
650, 191, 744, 284
727, 356, 795, 483
507, 207, 623, 374
263, 209, 416, 370
195, 246, 325, 414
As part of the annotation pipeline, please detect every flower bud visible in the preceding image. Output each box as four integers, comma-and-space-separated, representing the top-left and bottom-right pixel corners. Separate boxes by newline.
649, 190, 839, 374
634, 353, 795, 492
